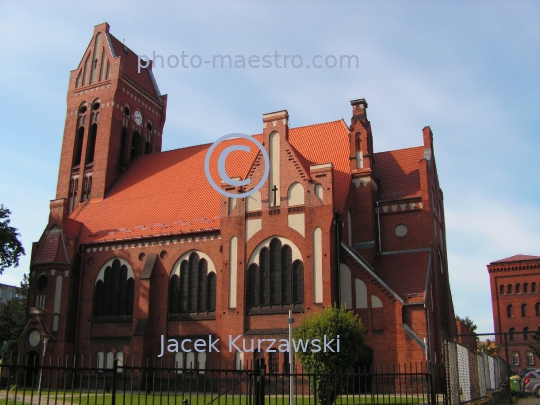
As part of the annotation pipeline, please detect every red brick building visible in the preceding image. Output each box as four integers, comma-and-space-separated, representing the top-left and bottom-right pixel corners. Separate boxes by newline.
488, 254, 540, 370
19, 23, 457, 371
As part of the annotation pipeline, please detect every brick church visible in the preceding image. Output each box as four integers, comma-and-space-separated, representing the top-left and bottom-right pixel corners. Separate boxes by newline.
19, 22, 457, 371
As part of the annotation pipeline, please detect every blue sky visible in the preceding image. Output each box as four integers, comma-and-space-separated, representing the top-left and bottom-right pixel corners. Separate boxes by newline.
0, 1, 539, 332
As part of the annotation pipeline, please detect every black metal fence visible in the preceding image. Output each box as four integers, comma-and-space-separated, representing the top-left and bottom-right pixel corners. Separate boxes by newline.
1, 353, 443, 405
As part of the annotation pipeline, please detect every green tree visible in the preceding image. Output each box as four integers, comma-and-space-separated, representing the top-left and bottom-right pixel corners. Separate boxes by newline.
0, 274, 29, 353
456, 315, 477, 332
0, 205, 25, 274
293, 305, 365, 405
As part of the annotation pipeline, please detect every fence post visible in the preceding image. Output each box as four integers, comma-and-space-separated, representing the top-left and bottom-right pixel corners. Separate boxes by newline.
254, 358, 266, 405
502, 333, 511, 405
112, 359, 118, 405
429, 362, 436, 405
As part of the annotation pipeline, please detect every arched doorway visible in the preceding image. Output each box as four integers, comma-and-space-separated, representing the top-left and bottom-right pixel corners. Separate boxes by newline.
25, 351, 39, 387
353, 346, 373, 393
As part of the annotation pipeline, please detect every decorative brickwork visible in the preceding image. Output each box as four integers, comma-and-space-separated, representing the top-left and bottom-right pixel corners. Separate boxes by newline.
488, 254, 540, 369
19, 23, 457, 371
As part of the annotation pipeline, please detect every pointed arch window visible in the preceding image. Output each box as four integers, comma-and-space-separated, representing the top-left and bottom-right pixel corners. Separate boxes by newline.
68, 176, 79, 214
85, 100, 100, 166
144, 121, 153, 155
36, 274, 48, 309
93, 258, 135, 318
72, 126, 85, 168
247, 237, 303, 309
119, 105, 131, 170
131, 131, 141, 159
207, 272, 216, 312
168, 252, 216, 315
120, 127, 129, 169
85, 123, 97, 165
81, 174, 92, 202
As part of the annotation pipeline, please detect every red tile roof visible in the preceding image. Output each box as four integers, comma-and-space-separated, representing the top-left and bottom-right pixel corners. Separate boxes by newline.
289, 120, 351, 209
32, 230, 70, 265
374, 147, 424, 201
108, 34, 161, 101
70, 120, 352, 244
374, 250, 430, 302
491, 254, 540, 264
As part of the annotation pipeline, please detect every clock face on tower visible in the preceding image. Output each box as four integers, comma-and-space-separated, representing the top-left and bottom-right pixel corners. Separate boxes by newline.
134, 111, 142, 126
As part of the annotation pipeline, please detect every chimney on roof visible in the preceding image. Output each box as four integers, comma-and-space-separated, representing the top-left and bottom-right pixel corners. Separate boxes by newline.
350, 98, 368, 124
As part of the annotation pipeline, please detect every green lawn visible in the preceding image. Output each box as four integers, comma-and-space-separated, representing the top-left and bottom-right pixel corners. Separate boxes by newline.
0, 390, 424, 405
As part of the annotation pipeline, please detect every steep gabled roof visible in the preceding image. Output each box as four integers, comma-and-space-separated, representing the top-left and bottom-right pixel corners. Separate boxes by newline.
491, 254, 540, 264
374, 146, 424, 201
373, 250, 431, 303
71, 120, 351, 244
32, 228, 70, 265
108, 33, 161, 102
290, 120, 351, 209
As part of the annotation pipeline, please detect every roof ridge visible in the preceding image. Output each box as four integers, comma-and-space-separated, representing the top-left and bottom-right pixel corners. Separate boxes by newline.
374, 145, 424, 155
491, 254, 540, 264
140, 121, 345, 158
289, 119, 345, 131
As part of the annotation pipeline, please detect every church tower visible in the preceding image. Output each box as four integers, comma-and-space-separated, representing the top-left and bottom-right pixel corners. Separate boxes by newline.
56, 22, 167, 215
19, 23, 167, 362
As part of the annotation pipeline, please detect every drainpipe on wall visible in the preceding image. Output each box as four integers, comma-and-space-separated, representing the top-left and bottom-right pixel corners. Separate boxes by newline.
73, 244, 84, 363
424, 304, 431, 362
334, 211, 342, 307
375, 201, 382, 254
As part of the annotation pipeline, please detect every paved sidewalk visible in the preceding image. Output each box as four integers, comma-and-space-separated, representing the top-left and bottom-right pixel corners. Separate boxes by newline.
518, 396, 540, 404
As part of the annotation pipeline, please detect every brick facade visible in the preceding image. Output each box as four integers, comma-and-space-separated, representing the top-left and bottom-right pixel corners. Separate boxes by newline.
19, 23, 458, 371
488, 255, 540, 370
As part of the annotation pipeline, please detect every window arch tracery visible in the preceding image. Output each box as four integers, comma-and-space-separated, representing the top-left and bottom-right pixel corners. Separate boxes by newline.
169, 251, 216, 315
93, 258, 134, 317
247, 237, 303, 309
